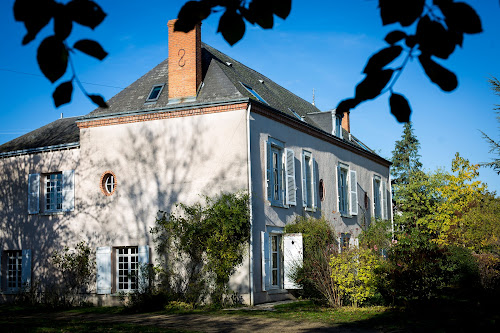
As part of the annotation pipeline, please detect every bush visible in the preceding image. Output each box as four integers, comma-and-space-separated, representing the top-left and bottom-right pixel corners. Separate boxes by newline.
284, 216, 338, 306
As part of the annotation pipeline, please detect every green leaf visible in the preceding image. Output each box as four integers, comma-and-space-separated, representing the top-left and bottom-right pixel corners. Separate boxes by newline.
384, 30, 407, 45
66, 0, 106, 30
439, 2, 482, 34
217, 10, 246, 46
73, 39, 108, 60
363, 46, 402, 74
389, 93, 411, 123
419, 55, 458, 92
88, 94, 108, 108
37, 35, 68, 83
52, 80, 73, 107
355, 69, 394, 102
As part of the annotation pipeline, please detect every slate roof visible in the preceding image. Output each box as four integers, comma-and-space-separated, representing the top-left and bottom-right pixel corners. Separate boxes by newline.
0, 43, 378, 157
0, 117, 79, 155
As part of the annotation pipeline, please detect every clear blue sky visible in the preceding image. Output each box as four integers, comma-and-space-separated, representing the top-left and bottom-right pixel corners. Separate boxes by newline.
1, 0, 499, 193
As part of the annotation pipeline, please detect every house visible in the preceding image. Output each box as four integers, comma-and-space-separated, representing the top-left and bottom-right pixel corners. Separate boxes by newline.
0, 20, 392, 305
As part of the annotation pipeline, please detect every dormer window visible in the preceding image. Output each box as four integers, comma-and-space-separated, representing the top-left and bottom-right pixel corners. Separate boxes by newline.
241, 82, 268, 104
335, 115, 343, 139
146, 84, 165, 102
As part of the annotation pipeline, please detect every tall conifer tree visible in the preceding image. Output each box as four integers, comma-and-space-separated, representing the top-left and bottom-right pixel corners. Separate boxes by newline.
391, 122, 423, 186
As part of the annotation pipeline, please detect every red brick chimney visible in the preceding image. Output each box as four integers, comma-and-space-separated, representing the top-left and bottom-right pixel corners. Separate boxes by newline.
342, 111, 350, 133
167, 19, 202, 103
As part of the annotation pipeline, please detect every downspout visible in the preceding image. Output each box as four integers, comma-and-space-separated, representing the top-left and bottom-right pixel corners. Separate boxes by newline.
246, 103, 254, 305
389, 174, 394, 239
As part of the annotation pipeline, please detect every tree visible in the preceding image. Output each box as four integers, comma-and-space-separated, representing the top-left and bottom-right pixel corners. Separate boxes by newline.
13, 0, 484, 122
391, 122, 423, 186
481, 77, 500, 174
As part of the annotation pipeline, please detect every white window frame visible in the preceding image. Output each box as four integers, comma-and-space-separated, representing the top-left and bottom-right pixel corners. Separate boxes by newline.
116, 247, 139, 292
270, 234, 282, 288
338, 164, 349, 216
301, 150, 317, 211
335, 115, 343, 139
6, 250, 22, 291
45, 173, 63, 212
266, 138, 286, 207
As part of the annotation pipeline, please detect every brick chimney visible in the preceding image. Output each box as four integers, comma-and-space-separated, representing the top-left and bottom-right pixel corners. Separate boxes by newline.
167, 19, 202, 103
341, 111, 350, 133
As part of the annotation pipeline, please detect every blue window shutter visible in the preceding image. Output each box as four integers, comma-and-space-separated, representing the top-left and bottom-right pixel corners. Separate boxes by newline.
62, 170, 75, 212
312, 157, 318, 210
138, 245, 150, 291
284, 148, 296, 206
349, 170, 358, 216
28, 174, 40, 214
96, 247, 112, 294
266, 141, 271, 201
21, 249, 32, 288
261, 231, 270, 291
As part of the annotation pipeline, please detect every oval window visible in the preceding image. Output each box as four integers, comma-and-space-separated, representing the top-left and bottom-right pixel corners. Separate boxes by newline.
319, 179, 325, 201
100, 171, 117, 196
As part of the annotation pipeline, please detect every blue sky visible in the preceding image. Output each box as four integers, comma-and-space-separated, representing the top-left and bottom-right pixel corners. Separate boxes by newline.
1, 0, 499, 193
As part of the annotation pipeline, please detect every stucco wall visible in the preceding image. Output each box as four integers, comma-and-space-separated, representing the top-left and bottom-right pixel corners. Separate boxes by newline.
248, 111, 391, 303
0, 108, 250, 300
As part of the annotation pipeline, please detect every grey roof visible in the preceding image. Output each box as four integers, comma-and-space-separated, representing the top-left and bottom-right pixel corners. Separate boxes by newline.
0, 43, 378, 157
0, 117, 79, 155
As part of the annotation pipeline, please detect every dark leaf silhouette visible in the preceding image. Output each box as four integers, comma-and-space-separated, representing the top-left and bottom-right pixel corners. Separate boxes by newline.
14, 0, 54, 45
336, 98, 360, 114
379, 0, 425, 27
385, 30, 407, 45
363, 46, 402, 74
419, 55, 458, 92
272, 0, 292, 19
355, 69, 394, 101
74, 39, 108, 60
390, 93, 411, 123
218, 10, 246, 46
66, 0, 106, 29
88, 94, 108, 108
37, 36, 68, 83
416, 16, 456, 59
53, 80, 73, 108
439, 1, 482, 34
405, 34, 417, 48
249, 0, 274, 29
175, 0, 211, 32
53, 7, 73, 40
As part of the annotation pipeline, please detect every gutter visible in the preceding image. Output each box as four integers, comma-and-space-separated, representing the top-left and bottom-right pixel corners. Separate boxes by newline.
246, 103, 254, 306
0, 142, 80, 159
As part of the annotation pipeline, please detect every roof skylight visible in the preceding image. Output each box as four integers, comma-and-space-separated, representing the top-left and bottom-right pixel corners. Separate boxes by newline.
146, 84, 165, 102
289, 108, 304, 121
240, 82, 268, 104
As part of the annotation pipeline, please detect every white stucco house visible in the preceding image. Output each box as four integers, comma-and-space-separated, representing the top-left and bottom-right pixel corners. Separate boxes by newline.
0, 20, 392, 305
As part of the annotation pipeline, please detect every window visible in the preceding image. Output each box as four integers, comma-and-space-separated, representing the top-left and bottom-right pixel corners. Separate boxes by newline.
319, 179, 325, 202
335, 115, 342, 139
271, 235, 282, 287
96, 245, 149, 295
241, 82, 268, 104
1, 249, 31, 293
301, 151, 317, 210
100, 171, 117, 196
340, 233, 351, 253
146, 84, 164, 102
337, 164, 358, 216
373, 176, 382, 219
6, 251, 22, 290
266, 138, 296, 207
117, 247, 138, 292
45, 173, 62, 211
28, 171, 75, 214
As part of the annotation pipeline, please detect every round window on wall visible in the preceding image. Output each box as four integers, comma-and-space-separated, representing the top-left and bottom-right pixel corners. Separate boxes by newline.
100, 171, 117, 196
319, 179, 325, 201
